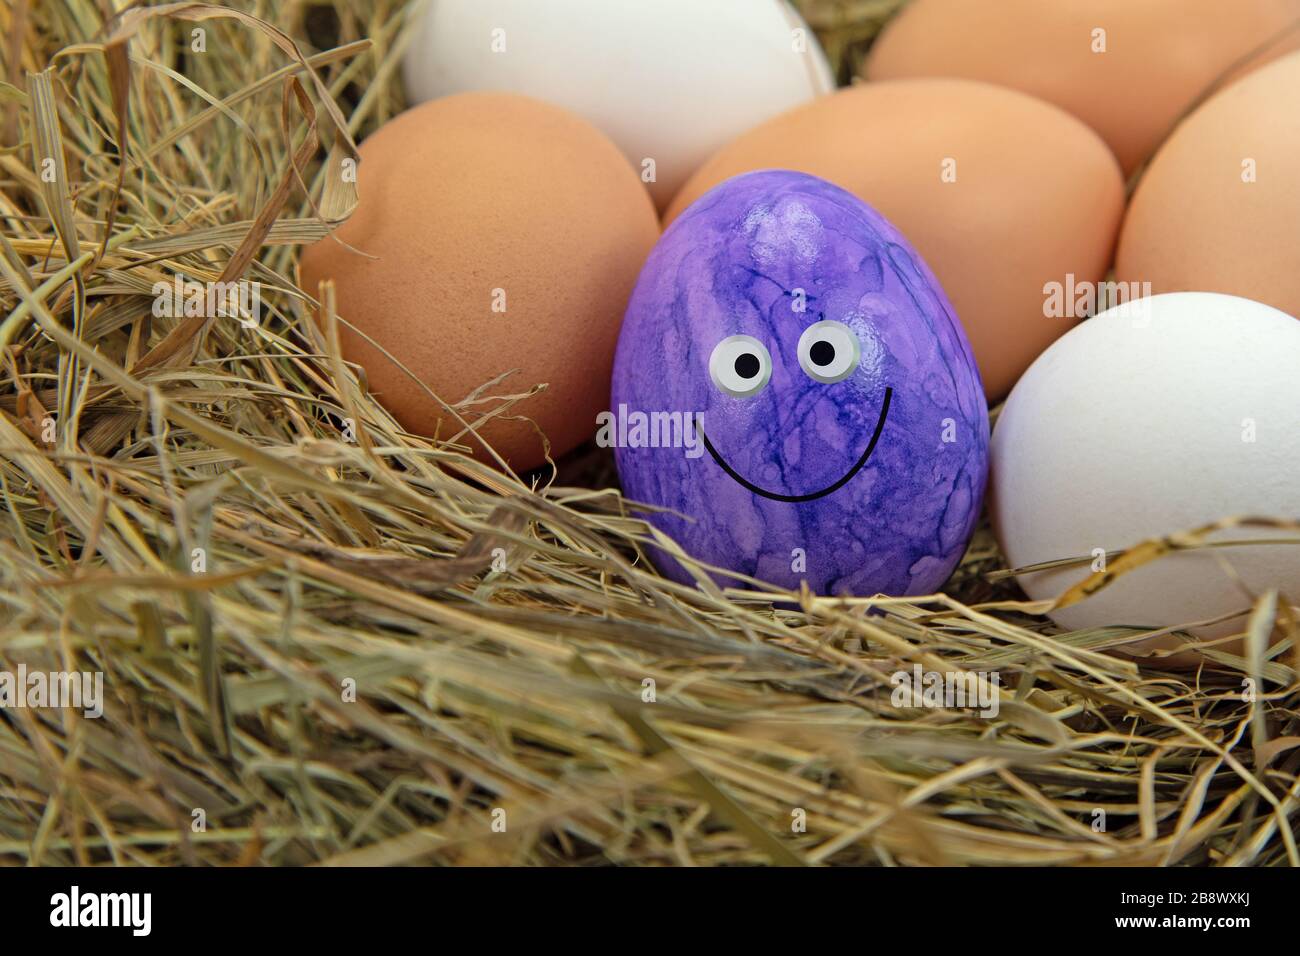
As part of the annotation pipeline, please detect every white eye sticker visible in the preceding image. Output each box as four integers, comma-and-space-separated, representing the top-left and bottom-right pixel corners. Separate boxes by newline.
709, 334, 772, 398
797, 319, 861, 384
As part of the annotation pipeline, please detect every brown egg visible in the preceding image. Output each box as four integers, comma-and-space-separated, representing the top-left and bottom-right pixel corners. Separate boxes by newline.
299, 92, 659, 471
665, 79, 1124, 401
864, 0, 1300, 175
1116, 53, 1300, 319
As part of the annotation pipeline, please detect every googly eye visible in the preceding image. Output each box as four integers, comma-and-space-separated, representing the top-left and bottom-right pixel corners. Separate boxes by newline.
709, 334, 772, 398
797, 319, 861, 384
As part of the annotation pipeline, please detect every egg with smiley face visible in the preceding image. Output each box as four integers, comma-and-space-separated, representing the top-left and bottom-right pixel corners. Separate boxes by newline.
611, 170, 988, 596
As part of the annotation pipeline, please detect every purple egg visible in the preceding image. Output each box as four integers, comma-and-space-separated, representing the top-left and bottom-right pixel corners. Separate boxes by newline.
609, 170, 988, 596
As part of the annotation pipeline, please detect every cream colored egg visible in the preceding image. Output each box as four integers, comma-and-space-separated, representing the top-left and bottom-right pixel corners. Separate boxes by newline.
991, 293, 1300, 664
401, 0, 834, 209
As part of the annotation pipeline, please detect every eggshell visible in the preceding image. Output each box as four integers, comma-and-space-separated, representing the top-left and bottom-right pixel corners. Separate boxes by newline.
666, 80, 1124, 401
298, 92, 659, 471
864, 0, 1300, 175
613, 171, 988, 597
401, 0, 834, 209
1116, 53, 1300, 320
990, 293, 1300, 664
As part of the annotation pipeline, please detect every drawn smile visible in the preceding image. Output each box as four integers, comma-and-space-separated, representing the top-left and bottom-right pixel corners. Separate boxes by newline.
696, 387, 893, 503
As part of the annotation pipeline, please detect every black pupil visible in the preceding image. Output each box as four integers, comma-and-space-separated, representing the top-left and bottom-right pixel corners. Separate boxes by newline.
810, 340, 836, 367
734, 353, 761, 379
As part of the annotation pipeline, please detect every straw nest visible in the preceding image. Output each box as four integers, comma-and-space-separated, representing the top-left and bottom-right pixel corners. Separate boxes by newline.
0, 0, 1296, 867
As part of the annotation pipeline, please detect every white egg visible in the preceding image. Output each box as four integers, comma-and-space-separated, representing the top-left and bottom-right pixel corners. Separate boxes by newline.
990, 292, 1300, 659
400, 0, 834, 209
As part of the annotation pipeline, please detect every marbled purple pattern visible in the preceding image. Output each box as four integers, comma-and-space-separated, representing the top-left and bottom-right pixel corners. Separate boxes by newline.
612, 170, 987, 596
